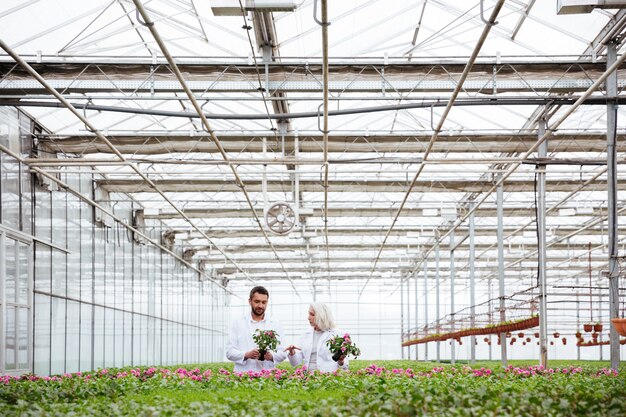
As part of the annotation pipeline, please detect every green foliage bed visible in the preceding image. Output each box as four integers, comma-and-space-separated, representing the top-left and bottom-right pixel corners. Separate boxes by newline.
1, 360, 624, 416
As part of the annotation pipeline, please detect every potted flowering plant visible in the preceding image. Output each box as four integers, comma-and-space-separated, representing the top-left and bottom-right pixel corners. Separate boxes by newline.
326, 333, 361, 362
252, 329, 280, 359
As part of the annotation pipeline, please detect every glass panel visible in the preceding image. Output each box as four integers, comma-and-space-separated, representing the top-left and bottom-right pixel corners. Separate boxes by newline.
65, 301, 80, 373
122, 311, 130, 367
93, 227, 105, 305
51, 187, 66, 248
50, 297, 66, 375
79, 303, 92, 372
18, 307, 29, 370
34, 243, 51, 293
103, 308, 114, 368
80, 195, 93, 303
92, 306, 104, 370
1, 151, 20, 230
34, 186, 51, 242
5, 306, 16, 370
17, 241, 29, 306
33, 293, 51, 376
66, 193, 81, 299
114, 309, 124, 368
20, 161, 32, 235
6, 238, 16, 304
51, 250, 66, 298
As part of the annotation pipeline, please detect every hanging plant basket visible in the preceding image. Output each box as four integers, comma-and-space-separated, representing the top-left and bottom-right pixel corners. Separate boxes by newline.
611, 318, 626, 337
534, 332, 539, 338
553, 332, 560, 338
562, 337, 567, 345
583, 323, 593, 332
593, 323, 603, 332
575, 331, 582, 339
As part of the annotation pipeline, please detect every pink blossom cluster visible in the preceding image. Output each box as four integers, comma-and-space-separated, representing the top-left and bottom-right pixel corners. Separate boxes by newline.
504, 365, 587, 377
232, 368, 290, 380
1, 364, 619, 385
596, 368, 619, 377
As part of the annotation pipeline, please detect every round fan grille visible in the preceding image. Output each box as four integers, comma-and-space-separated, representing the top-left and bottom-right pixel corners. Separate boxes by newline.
265, 202, 296, 235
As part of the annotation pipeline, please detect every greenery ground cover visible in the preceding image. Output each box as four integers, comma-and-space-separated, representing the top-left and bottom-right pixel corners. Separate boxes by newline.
1, 360, 624, 416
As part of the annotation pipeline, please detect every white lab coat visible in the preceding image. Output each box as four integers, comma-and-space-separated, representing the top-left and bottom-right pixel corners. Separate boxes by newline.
288, 328, 349, 372
226, 313, 287, 372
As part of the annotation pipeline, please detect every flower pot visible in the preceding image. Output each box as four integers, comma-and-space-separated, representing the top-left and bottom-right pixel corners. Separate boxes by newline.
575, 331, 582, 338
611, 318, 626, 337
332, 351, 342, 362
583, 323, 593, 332
259, 350, 267, 360
553, 332, 560, 338
593, 323, 603, 332
534, 332, 539, 338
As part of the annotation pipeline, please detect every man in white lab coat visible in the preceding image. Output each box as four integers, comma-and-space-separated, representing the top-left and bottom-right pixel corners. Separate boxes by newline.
226, 286, 287, 372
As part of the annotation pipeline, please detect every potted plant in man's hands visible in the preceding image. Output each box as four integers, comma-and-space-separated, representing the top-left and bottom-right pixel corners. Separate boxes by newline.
326, 333, 361, 362
252, 329, 280, 360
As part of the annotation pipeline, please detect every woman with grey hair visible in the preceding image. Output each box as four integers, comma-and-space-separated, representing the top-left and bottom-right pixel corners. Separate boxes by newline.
284, 302, 349, 372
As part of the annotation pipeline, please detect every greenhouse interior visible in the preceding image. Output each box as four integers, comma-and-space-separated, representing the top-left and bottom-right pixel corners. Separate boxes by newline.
1, 0, 626, 415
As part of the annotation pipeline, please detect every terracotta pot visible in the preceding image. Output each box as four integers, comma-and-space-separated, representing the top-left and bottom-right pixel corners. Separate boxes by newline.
553, 332, 560, 338
611, 318, 626, 337
593, 323, 603, 332
534, 332, 539, 338
575, 331, 582, 339
583, 323, 593, 332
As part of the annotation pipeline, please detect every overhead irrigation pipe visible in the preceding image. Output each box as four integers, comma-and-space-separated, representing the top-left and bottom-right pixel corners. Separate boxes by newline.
0, 37, 254, 286
4, 96, 626, 120
0, 141, 237, 296
358, 0, 506, 297
405, 44, 626, 281
131, 0, 300, 296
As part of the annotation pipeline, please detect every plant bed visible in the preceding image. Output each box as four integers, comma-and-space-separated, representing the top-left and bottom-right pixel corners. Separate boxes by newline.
0, 362, 624, 417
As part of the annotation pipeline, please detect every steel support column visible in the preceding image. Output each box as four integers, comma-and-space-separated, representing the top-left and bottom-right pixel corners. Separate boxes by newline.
497, 176, 508, 366
537, 118, 549, 368
469, 201, 476, 364
435, 242, 441, 362
450, 229, 456, 365
606, 41, 621, 371
423, 259, 428, 361
401, 276, 405, 360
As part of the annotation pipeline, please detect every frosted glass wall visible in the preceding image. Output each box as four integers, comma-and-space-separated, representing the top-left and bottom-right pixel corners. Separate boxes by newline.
1, 107, 228, 376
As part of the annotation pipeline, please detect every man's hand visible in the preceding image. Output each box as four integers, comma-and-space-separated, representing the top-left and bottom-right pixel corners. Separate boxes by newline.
284, 345, 301, 356
244, 349, 260, 360
337, 355, 346, 366
264, 351, 273, 361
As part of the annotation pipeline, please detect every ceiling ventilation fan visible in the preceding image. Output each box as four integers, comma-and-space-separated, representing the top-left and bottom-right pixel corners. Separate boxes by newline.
265, 202, 296, 235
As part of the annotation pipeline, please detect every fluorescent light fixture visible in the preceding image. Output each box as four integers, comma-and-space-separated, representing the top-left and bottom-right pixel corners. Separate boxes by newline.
174, 232, 189, 240
143, 208, 159, 216
211, 0, 297, 16
559, 208, 576, 216
423, 208, 438, 217
576, 207, 594, 215
557, 0, 626, 14
299, 207, 315, 216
